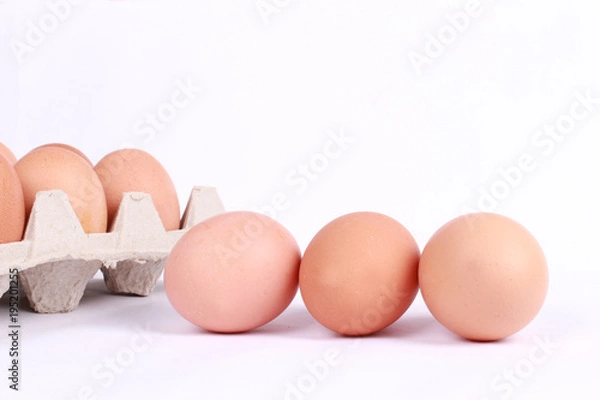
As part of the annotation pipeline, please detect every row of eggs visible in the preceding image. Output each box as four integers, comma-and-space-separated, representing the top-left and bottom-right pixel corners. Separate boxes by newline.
165, 209, 549, 342
0, 142, 548, 341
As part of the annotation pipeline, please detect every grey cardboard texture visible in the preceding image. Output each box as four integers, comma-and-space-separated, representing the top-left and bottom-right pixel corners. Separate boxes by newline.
0, 186, 225, 313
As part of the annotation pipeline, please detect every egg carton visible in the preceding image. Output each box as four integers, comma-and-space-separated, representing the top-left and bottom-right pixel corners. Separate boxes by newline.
0, 186, 225, 313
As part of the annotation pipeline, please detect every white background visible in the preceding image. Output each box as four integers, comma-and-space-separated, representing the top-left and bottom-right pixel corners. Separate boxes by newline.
1, 0, 599, 399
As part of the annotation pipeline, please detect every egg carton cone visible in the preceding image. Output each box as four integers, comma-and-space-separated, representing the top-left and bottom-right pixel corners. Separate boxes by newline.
0, 186, 225, 313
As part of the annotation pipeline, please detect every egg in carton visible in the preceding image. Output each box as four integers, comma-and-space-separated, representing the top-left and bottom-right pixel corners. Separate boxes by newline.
0, 186, 225, 313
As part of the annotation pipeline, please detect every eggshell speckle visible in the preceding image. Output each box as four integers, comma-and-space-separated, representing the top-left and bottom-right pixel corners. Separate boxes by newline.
15, 147, 107, 233
95, 149, 180, 231
299, 212, 420, 336
418, 213, 549, 341
0, 154, 25, 243
35, 143, 93, 165
164, 211, 301, 333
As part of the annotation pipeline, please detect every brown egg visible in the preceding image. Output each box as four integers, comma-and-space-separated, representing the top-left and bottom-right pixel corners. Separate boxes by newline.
0, 154, 26, 243
15, 147, 107, 233
94, 149, 180, 231
419, 213, 549, 341
0, 142, 17, 165
299, 212, 420, 336
35, 143, 93, 165
164, 211, 301, 333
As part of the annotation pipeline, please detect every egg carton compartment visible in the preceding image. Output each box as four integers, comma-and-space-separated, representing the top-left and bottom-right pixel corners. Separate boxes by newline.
0, 186, 225, 313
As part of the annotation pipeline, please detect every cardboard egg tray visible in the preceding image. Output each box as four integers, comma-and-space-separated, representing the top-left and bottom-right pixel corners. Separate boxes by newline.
0, 186, 225, 313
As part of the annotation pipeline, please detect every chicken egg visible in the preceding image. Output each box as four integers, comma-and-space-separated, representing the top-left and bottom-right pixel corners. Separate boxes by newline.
94, 149, 180, 231
164, 211, 301, 333
299, 212, 420, 336
418, 213, 549, 341
15, 146, 107, 233
0, 154, 26, 243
